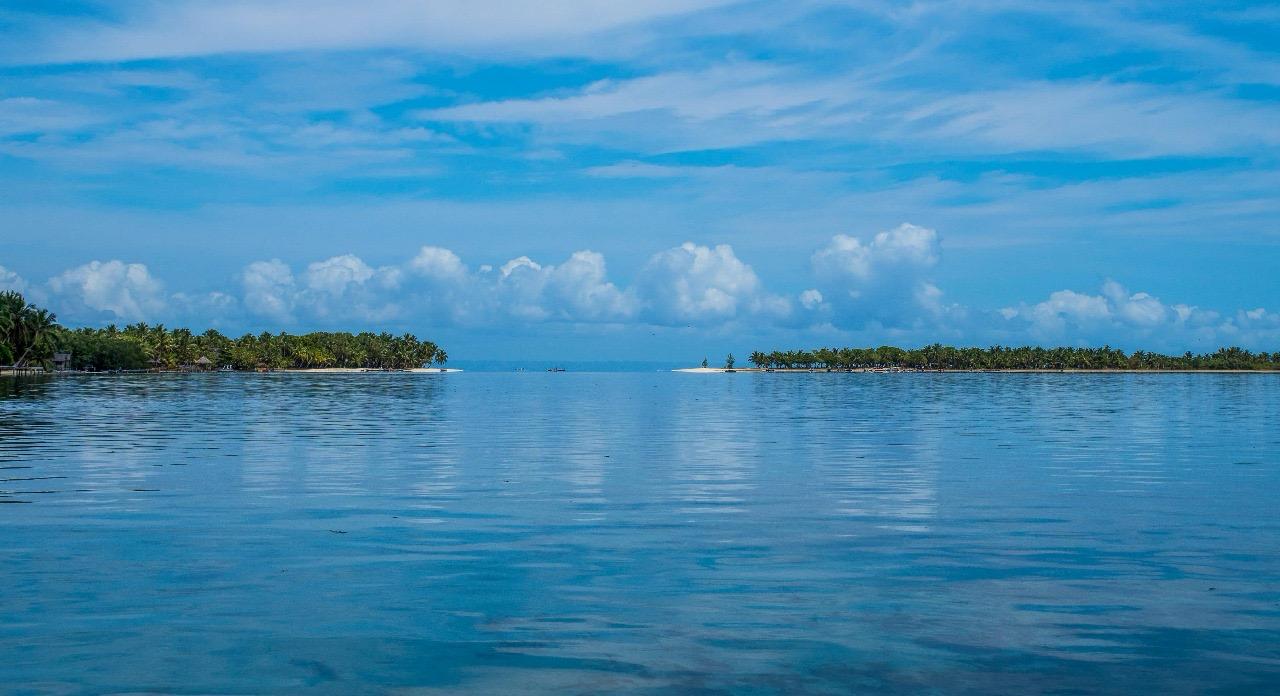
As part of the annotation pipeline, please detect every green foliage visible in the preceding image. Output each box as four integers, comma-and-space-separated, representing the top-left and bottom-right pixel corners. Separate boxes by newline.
751, 344, 1280, 371
56, 328, 148, 371
1, 292, 447, 372
88, 326, 445, 371
1, 291, 61, 367
725, 353, 735, 369
210, 330, 443, 371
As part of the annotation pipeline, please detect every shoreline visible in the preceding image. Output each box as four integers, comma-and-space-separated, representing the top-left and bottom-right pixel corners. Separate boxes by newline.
1, 367, 463, 376
5, 367, 1277, 377
674, 367, 1279, 374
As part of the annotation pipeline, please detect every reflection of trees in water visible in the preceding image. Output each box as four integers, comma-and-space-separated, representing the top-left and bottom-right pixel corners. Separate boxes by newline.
0, 375, 54, 400
0, 379, 52, 466
2, 375, 193, 502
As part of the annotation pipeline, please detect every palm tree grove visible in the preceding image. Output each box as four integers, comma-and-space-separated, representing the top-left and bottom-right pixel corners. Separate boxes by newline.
1, 291, 447, 371
747, 346, 1279, 371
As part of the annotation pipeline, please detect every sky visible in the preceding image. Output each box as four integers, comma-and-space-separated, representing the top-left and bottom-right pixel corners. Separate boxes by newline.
0, 1, 1278, 360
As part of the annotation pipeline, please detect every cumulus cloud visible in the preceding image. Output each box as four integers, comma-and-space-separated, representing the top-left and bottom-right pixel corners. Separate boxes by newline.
303, 254, 375, 296
1001, 281, 1186, 339
235, 246, 638, 328
297, 254, 402, 320
0, 265, 28, 293
1003, 289, 1112, 335
242, 254, 409, 323
8, 241, 1279, 352
408, 246, 468, 281
810, 223, 951, 327
241, 259, 296, 322
497, 250, 636, 322
999, 280, 1280, 349
233, 241, 790, 329
635, 242, 787, 324
46, 260, 166, 321
1102, 280, 1167, 326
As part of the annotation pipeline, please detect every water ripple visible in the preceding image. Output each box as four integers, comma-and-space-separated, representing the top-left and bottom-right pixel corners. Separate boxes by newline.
2, 372, 1278, 693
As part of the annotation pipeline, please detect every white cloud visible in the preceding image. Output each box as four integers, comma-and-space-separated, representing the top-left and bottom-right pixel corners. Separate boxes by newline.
12, 0, 735, 64
810, 223, 947, 327
293, 254, 405, 321
1102, 280, 1168, 327
408, 246, 468, 281
46, 260, 166, 321
417, 247, 637, 324
0, 265, 28, 293
242, 259, 296, 322
422, 57, 1279, 158
902, 81, 1280, 157
235, 246, 638, 327
548, 251, 636, 321
1019, 289, 1114, 335
996, 279, 1280, 350
812, 223, 939, 283
500, 256, 542, 278
234, 241, 788, 328
303, 254, 375, 296
9, 242, 1279, 352
636, 241, 785, 324
420, 62, 863, 152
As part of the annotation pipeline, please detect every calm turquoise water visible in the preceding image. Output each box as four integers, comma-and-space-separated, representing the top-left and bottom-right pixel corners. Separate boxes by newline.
2, 372, 1279, 694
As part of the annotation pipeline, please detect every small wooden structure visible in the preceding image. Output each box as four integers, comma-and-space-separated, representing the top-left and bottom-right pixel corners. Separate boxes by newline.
194, 356, 213, 371
52, 352, 72, 372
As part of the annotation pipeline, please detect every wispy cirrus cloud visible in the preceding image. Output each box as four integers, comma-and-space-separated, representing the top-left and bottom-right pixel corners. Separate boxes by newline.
1, 0, 738, 65
0, 0, 1277, 356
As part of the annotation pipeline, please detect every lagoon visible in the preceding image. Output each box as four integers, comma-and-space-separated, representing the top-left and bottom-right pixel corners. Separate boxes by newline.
2, 372, 1279, 693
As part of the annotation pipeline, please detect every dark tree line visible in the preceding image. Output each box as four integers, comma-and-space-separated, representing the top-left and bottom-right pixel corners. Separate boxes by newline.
748, 344, 1280, 371
0, 292, 58, 367
2, 292, 447, 371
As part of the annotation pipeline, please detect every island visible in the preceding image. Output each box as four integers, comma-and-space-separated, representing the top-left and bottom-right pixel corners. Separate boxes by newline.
1, 291, 450, 374
677, 346, 1280, 372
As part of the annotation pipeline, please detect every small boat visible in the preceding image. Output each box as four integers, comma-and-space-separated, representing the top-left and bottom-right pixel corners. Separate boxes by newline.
547, 367, 566, 372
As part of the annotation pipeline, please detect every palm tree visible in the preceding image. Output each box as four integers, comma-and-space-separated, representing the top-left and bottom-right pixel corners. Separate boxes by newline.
149, 325, 173, 368
13, 306, 59, 367
172, 328, 196, 366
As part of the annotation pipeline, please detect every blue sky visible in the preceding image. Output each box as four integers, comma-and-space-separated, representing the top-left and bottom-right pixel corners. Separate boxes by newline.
1, 1, 1278, 359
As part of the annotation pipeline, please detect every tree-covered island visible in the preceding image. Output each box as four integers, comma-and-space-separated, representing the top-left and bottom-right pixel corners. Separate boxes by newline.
746, 346, 1279, 371
1, 291, 446, 372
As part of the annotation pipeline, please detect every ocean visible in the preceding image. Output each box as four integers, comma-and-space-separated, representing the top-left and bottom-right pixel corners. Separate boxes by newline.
2, 371, 1278, 693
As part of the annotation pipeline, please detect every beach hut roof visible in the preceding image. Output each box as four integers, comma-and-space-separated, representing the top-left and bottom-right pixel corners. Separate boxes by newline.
195, 356, 213, 365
